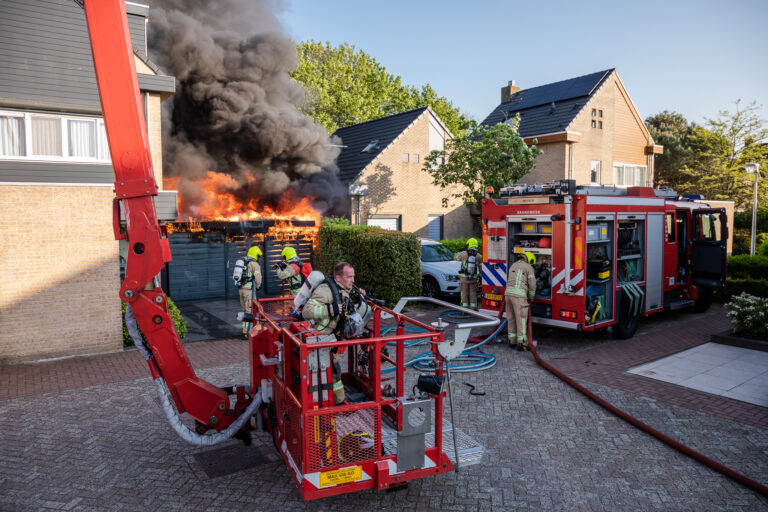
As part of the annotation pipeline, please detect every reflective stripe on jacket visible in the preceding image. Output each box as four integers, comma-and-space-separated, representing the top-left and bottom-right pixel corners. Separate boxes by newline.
505, 259, 536, 300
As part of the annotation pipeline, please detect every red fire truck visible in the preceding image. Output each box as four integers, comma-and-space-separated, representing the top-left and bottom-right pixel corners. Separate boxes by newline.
480, 180, 728, 338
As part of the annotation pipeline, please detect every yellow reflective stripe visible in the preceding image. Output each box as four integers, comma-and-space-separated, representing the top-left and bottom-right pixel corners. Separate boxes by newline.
506, 287, 527, 296
333, 381, 344, 391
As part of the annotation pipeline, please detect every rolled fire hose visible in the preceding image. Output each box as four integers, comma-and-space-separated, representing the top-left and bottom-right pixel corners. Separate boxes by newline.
155, 377, 263, 447
524, 312, 768, 497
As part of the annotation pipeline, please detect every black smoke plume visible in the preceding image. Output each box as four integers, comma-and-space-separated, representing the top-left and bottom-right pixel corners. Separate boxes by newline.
146, 0, 348, 217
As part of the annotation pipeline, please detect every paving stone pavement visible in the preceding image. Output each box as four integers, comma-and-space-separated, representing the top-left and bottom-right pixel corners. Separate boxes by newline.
1, 304, 767, 511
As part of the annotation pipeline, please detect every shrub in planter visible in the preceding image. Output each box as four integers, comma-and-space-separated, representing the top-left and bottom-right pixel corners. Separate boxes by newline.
725, 292, 768, 339
121, 297, 187, 348
439, 237, 482, 254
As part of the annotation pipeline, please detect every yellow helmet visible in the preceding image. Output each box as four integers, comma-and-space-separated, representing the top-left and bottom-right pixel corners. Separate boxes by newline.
247, 246, 262, 260
467, 237, 478, 249
524, 251, 536, 266
281, 246, 298, 261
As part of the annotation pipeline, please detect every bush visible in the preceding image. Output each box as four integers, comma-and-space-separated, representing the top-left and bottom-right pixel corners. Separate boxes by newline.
723, 278, 768, 299
317, 223, 420, 305
121, 297, 187, 348
733, 206, 768, 232
725, 292, 768, 339
439, 237, 482, 254
726, 254, 768, 279
731, 233, 751, 255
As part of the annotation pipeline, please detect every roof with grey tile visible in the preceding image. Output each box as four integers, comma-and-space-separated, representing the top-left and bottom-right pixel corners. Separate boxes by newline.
481, 69, 615, 137
332, 107, 428, 184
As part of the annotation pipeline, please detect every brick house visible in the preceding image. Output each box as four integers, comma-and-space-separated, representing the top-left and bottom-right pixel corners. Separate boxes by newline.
482, 69, 663, 187
0, 0, 177, 362
333, 107, 474, 239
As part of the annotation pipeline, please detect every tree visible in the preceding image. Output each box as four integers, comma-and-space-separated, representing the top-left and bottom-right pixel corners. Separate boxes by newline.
645, 111, 696, 190
291, 41, 468, 135
422, 118, 542, 210
682, 100, 768, 208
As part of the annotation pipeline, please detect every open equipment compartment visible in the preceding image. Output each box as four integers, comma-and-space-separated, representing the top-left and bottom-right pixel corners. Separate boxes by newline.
585, 213, 614, 325
506, 216, 553, 301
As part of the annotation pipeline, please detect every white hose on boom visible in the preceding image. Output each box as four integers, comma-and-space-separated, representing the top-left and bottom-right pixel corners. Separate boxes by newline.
154, 378, 262, 447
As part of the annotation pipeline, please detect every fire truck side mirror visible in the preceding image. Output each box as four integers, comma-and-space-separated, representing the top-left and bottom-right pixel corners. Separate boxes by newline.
551, 214, 563, 221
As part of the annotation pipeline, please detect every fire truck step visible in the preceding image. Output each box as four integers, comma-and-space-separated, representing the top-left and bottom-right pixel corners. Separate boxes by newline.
666, 299, 695, 312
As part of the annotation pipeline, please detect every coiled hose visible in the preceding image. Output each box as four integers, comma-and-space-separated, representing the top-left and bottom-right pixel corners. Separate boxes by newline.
526, 314, 768, 497
379, 310, 505, 373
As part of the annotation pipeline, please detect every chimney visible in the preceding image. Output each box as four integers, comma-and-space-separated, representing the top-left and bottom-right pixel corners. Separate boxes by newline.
501, 80, 520, 103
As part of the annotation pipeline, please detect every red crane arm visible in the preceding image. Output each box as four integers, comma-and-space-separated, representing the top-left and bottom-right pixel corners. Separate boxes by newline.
81, 0, 229, 427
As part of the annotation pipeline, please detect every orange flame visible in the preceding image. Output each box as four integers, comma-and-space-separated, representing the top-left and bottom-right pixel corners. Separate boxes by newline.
163, 171, 320, 246
164, 171, 321, 223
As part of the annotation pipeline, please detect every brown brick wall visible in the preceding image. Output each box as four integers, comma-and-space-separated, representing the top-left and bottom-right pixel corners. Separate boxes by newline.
519, 141, 568, 184
0, 185, 122, 362
355, 112, 476, 238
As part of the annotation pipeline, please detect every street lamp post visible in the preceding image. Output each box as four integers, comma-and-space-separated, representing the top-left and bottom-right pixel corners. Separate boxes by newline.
746, 163, 760, 256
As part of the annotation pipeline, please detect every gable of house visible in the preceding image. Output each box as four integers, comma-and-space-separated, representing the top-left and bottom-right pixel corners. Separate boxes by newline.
333, 107, 428, 185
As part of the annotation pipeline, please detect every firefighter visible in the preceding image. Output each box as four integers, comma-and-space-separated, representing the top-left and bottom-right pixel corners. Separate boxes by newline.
455, 237, 480, 309
505, 251, 537, 351
303, 262, 366, 405
275, 246, 303, 296
238, 246, 263, 339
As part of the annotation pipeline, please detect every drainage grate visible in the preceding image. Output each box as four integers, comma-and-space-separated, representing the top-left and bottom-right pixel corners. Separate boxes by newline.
193, 443, 270, 478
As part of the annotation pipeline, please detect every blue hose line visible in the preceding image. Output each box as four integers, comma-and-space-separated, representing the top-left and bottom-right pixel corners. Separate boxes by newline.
380, 315, 508, 374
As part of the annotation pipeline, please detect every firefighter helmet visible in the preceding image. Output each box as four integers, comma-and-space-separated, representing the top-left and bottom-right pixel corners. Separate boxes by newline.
524, 251, 536, 266
467, 237, 478, 249
247, 246, 262, 260
538, 236, 551, 248
281, 246, 297, 261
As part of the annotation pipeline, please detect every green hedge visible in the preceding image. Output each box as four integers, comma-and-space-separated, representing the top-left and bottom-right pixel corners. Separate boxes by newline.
121, 297, 187, 348
727, 254, 768, 279
439, 237, 482, 254
723, 278, 768, 299
317, 222, 420, 305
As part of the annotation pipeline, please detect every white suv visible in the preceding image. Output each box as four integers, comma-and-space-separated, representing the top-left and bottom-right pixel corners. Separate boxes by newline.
420, 239, 461, 298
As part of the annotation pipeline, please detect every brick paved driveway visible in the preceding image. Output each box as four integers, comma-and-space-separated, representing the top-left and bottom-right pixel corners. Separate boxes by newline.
1, 304, 766, 511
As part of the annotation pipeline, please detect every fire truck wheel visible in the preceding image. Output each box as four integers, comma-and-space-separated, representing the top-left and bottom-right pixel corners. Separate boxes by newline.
691, 287, 714, 313
612, 292, 640, 339
422, 276, 440, 298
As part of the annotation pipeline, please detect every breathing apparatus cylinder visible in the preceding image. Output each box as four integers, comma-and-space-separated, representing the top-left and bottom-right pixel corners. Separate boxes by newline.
467, 248, 478, 277
233, 258, 247, 287
292, 270, 325, 313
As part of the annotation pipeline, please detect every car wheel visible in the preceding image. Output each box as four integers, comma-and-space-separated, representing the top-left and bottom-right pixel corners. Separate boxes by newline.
422, 276, 440, 298
690, 287, 713, 313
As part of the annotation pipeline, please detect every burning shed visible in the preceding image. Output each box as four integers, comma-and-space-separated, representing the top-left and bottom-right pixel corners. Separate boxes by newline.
163, 218, 317, 301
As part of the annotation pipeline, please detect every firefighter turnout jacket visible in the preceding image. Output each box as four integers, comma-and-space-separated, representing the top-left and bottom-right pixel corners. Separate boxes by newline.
276, 263, 302, 295
505, 259, 536, 300
303, 279, 352, 336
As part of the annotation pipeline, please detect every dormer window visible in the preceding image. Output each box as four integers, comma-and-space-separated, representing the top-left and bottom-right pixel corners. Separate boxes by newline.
361, 139, 380, 153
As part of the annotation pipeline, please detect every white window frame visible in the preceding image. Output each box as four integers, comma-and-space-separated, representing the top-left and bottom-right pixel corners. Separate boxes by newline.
612, 162, 647, 187
0, 111, 26, 157
0, 110, 111, 164
590, 160, 601, 185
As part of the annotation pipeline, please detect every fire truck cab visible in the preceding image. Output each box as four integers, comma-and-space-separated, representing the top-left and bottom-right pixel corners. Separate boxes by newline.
480, 180, 727, 338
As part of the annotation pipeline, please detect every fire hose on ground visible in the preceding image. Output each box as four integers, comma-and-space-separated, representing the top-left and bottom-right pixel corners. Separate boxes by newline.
524, 312, 768, 498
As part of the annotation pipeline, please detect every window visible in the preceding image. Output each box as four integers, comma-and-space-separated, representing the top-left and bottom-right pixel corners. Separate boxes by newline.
591, 120, 596, 128
0, 110, 110, 162
30, 116, 61, 156
412, 153, 419, 163
427, 214, 443, 240
361, 139, 380, 153
599, 109, 603, 117
0, 114, 25, 156
696, 213, 722, 242
613, 163, 647, 187
402, 153, 409, 162
590, 161, 601, 184
591, 108, 596, 116
598, 121, 603, 129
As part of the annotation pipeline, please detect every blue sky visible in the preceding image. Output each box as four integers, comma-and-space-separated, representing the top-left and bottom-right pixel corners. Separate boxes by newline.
277, 0, 768, 127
